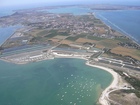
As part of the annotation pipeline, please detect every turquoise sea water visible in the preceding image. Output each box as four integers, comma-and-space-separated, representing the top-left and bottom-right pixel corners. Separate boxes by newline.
0, 58, 112, 105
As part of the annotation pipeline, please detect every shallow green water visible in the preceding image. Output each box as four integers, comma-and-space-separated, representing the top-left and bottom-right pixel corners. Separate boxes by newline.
0, 58, 112, 105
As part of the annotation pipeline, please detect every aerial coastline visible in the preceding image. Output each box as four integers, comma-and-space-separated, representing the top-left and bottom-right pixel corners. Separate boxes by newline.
0, 5, 140, 105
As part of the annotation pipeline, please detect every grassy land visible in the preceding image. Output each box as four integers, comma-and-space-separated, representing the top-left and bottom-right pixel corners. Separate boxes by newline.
96, 39, 119, 49
114, 70, 140, 98
29, 29, 47, 37
115, 37, 131, 43
66, 37, 79, 41
37, 30, 48, 36
56, 32, 70, 36
44, 31, 58, 38
29, 29, 70, 43
111, 46, 140, 61
44, 30, 70, 38
30, 36, 48, 44
78, 15, 95, 22
66, 34, 86, 41
87, 36, 105, 41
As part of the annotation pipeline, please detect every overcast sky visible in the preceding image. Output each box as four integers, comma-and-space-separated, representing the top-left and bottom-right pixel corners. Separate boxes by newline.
1, 0, 140, 7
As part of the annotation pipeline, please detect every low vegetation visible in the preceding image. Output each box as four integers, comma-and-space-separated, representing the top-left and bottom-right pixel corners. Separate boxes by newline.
66, 34, 86, 41
36, 30, 48, 36
87, 36, 105, 41
114, 70, 140, 98
111, 46, 140, 61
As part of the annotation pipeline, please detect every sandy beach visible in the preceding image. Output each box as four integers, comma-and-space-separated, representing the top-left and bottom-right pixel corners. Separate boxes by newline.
86, 61, 119, 105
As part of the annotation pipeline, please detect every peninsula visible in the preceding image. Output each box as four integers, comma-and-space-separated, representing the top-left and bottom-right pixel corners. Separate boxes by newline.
0, 5, 140, 105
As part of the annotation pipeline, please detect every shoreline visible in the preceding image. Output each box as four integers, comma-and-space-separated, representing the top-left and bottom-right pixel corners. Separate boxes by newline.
47, 55, 119, 105
86, 61, 119, 105
47, 56, 120, 105
0, 54, 121, 105
93, 12, 140, 46
0, 25, 22, 46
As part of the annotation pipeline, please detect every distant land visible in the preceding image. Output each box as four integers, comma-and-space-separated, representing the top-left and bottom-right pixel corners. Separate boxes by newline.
6, 4, 140, 13
87, 4, 140, 10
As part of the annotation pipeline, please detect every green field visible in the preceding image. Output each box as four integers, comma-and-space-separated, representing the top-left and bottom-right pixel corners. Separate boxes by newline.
115, 37, 130, 42
66, 34, 86, 41
37, 30, 48, 36
87, 36, 105, 41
